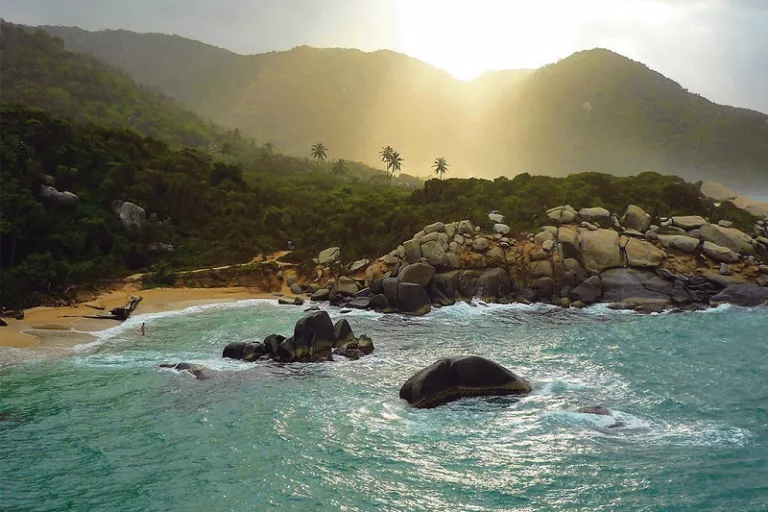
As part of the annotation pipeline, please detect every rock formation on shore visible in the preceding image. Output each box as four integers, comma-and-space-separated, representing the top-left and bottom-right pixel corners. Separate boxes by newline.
279, 187, 768, 314
222, 311, 374, 363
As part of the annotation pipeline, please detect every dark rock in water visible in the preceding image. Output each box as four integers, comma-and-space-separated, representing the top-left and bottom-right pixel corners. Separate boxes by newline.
339, 308, 352, 314
347, 297, 371, 309
399, 355, 532, 409
600, 268, 668, 302
310, 288, 330, 301
429, 271, 461, 300
262, 334, 286, 358
357, 335, 374, 355
290, 283, 303, 295
516, 288, 538, 303
242, 342, 266, 361
397, 282, 431, 315
0, 319, 6, 327
278, 297, 304, 306
355, 287, 373, 298
531, 277, 555, 297
159, 362, 210, 379
222, 342, 247, 360
570, 275, 602, 304
334, 319, 356, 348
369, 293, 389, 310
333, 346, 360, 360
292, 310, 336, 361
3, 310, 24, 320
370, 279, 384, 296
464, 268, 512, 301
382, 277, 399, 307
577, 405, 612, 416
303, 305, 321, 312
711, 284, 768, 307
278, 337, 296, 362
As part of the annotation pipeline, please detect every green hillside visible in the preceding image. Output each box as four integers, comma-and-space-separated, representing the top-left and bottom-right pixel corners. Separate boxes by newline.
0, 21, 219, 148
44, 25, 768, 187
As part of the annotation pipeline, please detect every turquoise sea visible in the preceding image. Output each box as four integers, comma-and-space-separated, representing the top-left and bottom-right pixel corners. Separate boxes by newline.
2, 301, 768, 511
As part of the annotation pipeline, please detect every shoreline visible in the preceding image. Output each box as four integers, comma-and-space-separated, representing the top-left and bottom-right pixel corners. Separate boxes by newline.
0, 285, 299, 361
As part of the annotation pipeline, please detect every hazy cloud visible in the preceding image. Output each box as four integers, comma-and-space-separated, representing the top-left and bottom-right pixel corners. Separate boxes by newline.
3, 0, 766, 112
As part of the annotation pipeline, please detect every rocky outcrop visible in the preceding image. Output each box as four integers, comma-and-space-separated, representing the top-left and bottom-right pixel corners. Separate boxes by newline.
113, 201, 146, 231
579, 228, 621, 272
711, 284, 768, 307
399, 355, 532, 408
398, 263, 436, 287
621, 205, 651, 233
657, 235, 700, 253
624, 238, 665, 267
700, 224, 754, 254
318, 247, 340, 265
222, 311, 374, 363
701, 241, 740, 263
39, 185, 79, 207
700, 180, 738, 203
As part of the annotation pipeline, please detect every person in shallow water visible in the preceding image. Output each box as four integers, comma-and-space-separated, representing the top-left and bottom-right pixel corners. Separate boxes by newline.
141, 323, 145, 336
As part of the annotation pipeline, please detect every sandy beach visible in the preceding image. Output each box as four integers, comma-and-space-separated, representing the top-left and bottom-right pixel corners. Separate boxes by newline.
0, 284, 297, 359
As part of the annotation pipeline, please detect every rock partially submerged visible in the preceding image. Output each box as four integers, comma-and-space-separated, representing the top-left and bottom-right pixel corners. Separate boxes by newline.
222, 311, 374, 363
399, 355, 532, 409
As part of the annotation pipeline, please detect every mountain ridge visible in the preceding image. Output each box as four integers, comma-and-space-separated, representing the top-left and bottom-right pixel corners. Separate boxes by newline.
32, 25, 768, 186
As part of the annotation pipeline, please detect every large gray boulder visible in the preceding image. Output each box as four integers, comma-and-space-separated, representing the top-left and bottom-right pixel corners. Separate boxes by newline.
657, 235, 700, 253
671, 216, 707, 230
460, 268, 512, 301
570, 275, 602, 304
621, 205, 651, 233
423, 222, 445, 234
579, 228, 621, 272
420, 240, 447, 266
457, 220, 474, 236
397, 282, 431, 315
399, 355, 532, 408
472, 237, 490, 252
291, 311, 336, 361
318, 247, 340, 265
578, 207, 610, 223
335, 276, 359, 295
399, 263, 436, 287
624, 238, 666, 268
40, 185, 79, 206
711, 284, 768, 307
701, 241, 740, 263
113, 201, 146, 231
699, 224, 753, 254
600, 268, 669, 302
403, 239, 422, 264
547, 205, 577, 224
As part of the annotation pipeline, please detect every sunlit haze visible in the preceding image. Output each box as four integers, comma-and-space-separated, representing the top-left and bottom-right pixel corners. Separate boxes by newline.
3, 0, 768, 112
395, 0, 679, 80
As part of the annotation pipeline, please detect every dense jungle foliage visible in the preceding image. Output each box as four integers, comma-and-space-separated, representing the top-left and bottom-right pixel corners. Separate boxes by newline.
1, 104, 728, 309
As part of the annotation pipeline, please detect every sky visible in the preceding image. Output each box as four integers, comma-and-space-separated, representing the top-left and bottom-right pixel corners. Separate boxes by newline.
3, 0, 767, 113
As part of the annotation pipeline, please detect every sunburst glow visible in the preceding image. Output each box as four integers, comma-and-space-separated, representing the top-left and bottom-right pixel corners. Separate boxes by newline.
395, 0, 681, 80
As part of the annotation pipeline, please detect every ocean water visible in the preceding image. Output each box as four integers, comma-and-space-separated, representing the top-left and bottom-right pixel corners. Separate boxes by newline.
2, 300, 768, 512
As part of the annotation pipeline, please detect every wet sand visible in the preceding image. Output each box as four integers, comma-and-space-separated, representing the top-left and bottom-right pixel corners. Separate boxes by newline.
0, 285, 298, 362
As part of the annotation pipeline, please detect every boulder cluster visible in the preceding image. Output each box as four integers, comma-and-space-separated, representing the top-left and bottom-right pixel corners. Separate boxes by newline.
221, 311, 374, 363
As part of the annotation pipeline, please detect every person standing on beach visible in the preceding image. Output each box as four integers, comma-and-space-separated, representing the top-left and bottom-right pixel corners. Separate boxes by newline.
141, 323, 145, 336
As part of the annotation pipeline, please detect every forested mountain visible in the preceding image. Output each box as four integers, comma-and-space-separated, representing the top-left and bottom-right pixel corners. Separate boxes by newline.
42, 25, 768, 186
0, 22, 219, 148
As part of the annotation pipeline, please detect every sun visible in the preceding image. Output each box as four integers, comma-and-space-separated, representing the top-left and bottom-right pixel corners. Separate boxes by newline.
393, 0, 679, 80
394, 0, 580, 80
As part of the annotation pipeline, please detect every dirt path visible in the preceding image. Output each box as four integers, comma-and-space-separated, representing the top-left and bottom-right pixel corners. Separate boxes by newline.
125, 250, 292, 282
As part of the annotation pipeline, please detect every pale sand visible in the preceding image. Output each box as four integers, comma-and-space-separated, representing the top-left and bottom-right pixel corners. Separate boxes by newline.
0, 284, 301, 361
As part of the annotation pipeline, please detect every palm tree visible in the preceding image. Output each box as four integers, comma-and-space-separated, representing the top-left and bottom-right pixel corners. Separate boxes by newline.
331, 159, 347, 177
310, 142, 328, 164
388, 151, 404, 185
379, 145, 394, 176
432, 157, 450, 180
